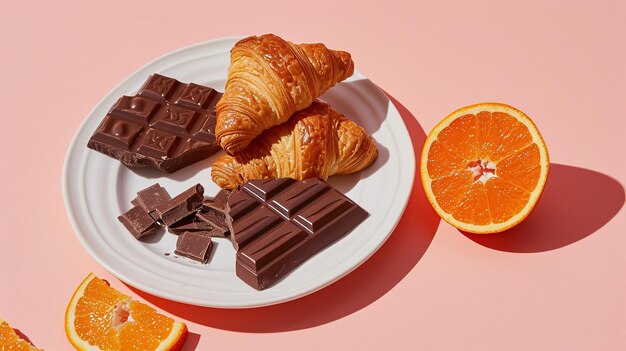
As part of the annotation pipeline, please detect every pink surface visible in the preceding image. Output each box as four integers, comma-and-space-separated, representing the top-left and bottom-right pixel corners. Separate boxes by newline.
1, 0, 625, 349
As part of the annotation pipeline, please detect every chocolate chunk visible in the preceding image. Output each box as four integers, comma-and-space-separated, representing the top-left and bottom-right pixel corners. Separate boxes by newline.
136, 183, 171, 212
205, 227, 228, 238
213, 189, 232, 208
228, 178, 368, 290
156, 184, 204, 226
169, 213, 213, 234
87, 74, 222, 173
197, 207, 229, 235
175, 231, 213, 263
118, 205, 160, 239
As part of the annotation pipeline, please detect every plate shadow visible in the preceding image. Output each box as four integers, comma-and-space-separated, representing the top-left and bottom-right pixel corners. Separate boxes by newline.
463, 164, 624, 252
126, 92, 440, 332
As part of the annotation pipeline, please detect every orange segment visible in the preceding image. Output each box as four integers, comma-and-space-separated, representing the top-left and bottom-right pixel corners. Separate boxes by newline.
65, 273, 187, 351
0, 320, 42, 351
421, 102, 549, 233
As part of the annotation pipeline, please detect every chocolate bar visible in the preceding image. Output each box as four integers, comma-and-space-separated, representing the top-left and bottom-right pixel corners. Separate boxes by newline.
156, 184, 204, 226
227, 178, 368, 290
118, 205, 160, 239
175, 231, 213, 263
87, 74, 223, 173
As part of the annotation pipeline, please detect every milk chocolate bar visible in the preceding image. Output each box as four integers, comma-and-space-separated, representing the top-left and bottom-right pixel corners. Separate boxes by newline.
87, 74, 222, 173
227, 178, 368, 290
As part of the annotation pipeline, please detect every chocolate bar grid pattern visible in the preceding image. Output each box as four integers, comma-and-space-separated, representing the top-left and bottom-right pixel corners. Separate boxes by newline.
88, 74, 222, 169
230, 178, 368, 277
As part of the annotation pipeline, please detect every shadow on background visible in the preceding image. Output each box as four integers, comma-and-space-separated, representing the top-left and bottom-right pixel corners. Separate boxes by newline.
180, 332, 200, 351
127, 92, 440, 333
463, 164, 624, 252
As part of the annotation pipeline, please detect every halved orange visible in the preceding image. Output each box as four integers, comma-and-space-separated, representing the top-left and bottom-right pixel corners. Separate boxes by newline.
65, 273, 187, 351
421, 102, 549, 233
0, 320, 42, 350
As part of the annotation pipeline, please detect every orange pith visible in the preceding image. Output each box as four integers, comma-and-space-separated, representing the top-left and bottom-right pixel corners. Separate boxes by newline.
0, 320, 42, 351
421, 103, 549, 233
65, 273, 187, 351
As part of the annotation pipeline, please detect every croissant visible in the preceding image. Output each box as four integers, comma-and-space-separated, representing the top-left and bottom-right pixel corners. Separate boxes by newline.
216, 34, 354, 155
212, 101, 377, 189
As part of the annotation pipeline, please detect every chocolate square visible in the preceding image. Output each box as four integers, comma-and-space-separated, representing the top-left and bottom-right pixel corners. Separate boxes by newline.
175, 231, 213, 263
118, 206, 159, 239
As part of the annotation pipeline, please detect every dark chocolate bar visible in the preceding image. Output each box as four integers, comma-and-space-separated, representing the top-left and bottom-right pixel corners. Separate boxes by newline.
227, 178, 368, 290
118, 205, 160, 239
87, 74, 223, 173
175, 231, 213, 263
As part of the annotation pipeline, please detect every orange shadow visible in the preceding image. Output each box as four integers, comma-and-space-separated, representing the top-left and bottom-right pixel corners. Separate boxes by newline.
126, 93, 440, 333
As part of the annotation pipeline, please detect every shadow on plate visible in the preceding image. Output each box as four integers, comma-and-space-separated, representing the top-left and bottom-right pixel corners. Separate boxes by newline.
463, 164, 624, 252
329, 141, 389, 194
322, 79, 396, 193
126, 91, 441, 332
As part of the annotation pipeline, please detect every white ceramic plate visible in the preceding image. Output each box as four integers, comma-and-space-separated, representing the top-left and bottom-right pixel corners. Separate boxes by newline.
63, 37, 415, 308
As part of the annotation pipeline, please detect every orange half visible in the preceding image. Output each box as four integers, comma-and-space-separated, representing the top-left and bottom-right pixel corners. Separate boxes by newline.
65, 273, 187, 351
421, 103, 549, 233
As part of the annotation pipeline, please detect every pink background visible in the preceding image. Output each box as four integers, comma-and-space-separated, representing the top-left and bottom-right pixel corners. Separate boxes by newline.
1, 0, 625, 349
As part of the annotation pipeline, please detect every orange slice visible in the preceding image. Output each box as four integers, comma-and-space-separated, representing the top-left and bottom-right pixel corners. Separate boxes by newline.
65, 273, 187, 351
421, 103, 549, 233
0, 320, 42, 350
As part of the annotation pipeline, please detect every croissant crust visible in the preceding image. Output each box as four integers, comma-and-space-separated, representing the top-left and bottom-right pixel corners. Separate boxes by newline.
215, 34, 354, 155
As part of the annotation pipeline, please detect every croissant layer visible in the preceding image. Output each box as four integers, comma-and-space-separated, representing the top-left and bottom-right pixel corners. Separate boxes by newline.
212, 101, 377, 189
216, 34, 354, 155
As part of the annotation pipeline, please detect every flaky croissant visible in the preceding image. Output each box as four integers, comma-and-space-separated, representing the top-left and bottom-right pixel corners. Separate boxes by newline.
212, 101, 377, 189
216, 34, 354, 155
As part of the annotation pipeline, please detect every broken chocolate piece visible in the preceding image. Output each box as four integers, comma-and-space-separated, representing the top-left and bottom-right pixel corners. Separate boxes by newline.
169, 213, 213, 234
197, 207, 229, 235
228, 178, 368, 290
118, 206, 160, 239
135, 183, 171, 220
156, 184, 204, 226
175, 231, 213, 263
213, 189, 232, 208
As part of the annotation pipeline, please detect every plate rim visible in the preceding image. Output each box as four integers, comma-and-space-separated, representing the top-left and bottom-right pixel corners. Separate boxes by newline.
62, 36, 416, 308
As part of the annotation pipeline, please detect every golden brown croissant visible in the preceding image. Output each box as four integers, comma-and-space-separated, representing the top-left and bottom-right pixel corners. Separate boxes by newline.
212, 101, 377, 189
216, 34, 355, 155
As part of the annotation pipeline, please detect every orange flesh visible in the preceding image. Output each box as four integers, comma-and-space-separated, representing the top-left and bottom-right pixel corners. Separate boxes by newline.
0, 321, 40, 350
427, 111, 541, 225
73, 277, 175, 351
